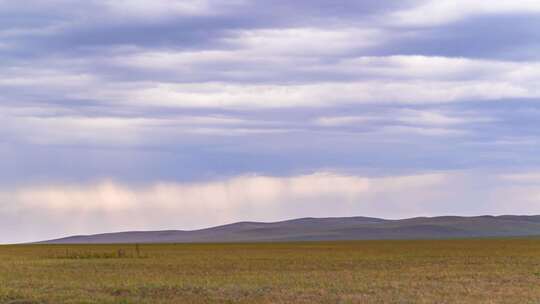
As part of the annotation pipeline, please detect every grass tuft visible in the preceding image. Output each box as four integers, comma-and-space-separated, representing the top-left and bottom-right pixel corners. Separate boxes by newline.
48, 245, 149, 259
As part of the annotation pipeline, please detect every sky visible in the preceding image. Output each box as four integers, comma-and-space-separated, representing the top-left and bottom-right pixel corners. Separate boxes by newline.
1, 0, 540, 243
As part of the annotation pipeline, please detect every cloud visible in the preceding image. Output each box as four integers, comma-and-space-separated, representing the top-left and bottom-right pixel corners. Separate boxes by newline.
229, 28, 383, 56
1, 0, 540, 244
0, 171, 451, 243
376, 125, 467, 137
3, 170, 540, 243
109, 51, 540, 84
102, 0, 214, 19
395, 109, 495, 126
499, 173, 540, 183
390, 0, 540, 26
314, 108, 494, 128
4, 53, 539, 111
377, 15, 540, 61
315, 116, 380, 127
0, 109, 294, 146
104, 80, 534, 108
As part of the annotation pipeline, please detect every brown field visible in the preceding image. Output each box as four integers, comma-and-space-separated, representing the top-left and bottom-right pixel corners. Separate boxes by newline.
1, 239, 540, 303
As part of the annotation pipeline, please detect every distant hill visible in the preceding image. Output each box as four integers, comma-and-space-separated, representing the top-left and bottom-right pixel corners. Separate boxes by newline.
38, 215, 540, 244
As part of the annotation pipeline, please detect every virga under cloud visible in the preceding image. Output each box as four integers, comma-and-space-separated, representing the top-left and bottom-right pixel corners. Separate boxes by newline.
1, 0, 540, 242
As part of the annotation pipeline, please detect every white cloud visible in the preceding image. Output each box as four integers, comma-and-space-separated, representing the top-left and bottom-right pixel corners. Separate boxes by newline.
4, 170, 540, 243
102, 54, 540, 108
315, 116, 380, 127
390, 0, 540, 26
500, 173, 540, 183
102, 0, 212, 19
377, 125, 467, 137
114, 52, 539, 83
397, 110, 466, 125
0, 112, 291, 146
314, 109, 493, 129
0, 171, 449, 243
111, 80, 532, 108
109, 28, 386, 74
396, 109, 494, 126
5, 49, 540, 110
229, 28, 383, 56
0, 68, 95, 87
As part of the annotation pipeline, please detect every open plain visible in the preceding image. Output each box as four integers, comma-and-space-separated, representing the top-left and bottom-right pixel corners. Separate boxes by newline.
1, 239, 540, 303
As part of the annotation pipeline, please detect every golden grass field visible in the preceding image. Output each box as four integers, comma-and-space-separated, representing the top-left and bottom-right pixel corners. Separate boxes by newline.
1, 239, 540, 303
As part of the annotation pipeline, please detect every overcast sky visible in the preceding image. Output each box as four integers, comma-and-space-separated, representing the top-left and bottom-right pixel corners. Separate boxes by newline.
2, 0, 540, 243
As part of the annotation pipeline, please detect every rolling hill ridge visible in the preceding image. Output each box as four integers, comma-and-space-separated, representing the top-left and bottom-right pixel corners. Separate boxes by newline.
38, 215, 540, 244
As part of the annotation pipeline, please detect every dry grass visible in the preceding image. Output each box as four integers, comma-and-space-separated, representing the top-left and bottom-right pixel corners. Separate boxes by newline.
1, 239, 540, 303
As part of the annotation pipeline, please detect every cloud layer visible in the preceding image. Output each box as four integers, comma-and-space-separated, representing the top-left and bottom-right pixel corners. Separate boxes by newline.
1, 1, 540, 242
3, 171, 540, 243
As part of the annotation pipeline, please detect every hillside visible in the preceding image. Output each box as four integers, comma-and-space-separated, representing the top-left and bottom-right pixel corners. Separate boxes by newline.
38, 215, 540, 244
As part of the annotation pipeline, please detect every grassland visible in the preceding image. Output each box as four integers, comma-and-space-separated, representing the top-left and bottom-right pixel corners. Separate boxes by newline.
1, 239, 540, 303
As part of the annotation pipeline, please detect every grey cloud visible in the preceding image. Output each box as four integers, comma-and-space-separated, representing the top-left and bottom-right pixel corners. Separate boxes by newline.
2, 99, 539, 186
376, 14, 540, 60
1, 0, 540, 240
0, 0, 421, 61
